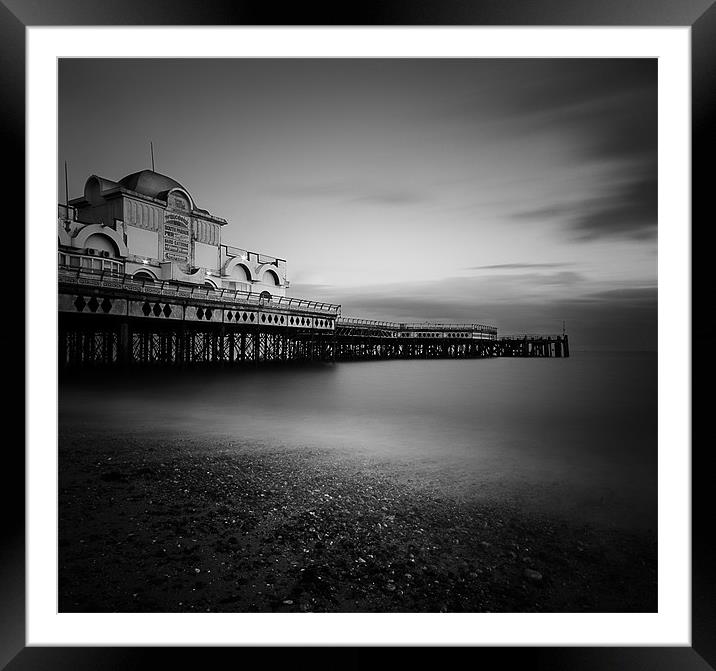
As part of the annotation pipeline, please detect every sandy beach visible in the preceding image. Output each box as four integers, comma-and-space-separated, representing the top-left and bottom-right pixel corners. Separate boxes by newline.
58, 431, 656, 613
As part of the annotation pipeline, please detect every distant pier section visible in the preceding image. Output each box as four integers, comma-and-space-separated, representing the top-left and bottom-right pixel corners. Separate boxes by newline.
57, 168, 568, 368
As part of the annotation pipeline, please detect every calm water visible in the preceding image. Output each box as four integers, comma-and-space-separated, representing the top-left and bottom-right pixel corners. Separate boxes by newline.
60, 352, 657, 531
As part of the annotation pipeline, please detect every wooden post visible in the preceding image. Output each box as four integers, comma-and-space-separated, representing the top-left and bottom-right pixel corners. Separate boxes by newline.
58, 323, 67, 369
118, 320, 131, 365
178, 309, 186, 367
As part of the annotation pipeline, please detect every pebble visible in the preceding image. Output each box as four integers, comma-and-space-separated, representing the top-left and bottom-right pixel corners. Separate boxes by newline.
524, 568, 543, 582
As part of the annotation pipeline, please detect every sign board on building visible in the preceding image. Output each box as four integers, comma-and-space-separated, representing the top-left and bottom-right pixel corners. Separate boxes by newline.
163, 213, 190, 262
170, 194, 188, 211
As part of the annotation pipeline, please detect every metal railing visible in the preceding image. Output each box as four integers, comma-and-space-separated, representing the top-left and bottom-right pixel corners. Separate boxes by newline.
337, 318, 403, 329
337, 318, 497, 336
499, 334, 565, 340
58, 266, 340, 315
400, 322, 497, 334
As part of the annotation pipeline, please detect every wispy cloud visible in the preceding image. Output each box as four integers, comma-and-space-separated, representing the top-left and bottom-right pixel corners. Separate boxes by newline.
293, 272, 589, 321
452, 60, 657, 242
510, 172, 656, 241
469, 262, 573, 271
569, 175, 657, 241
451, 60, 656, 167
271, 181, 429, 207
579, 286, 657, 304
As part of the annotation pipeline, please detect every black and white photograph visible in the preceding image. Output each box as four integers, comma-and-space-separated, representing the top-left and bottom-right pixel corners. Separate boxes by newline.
55, 56, 660, 616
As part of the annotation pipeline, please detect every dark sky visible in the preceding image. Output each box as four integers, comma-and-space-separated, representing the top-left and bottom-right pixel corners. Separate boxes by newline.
59, 59, 657, 350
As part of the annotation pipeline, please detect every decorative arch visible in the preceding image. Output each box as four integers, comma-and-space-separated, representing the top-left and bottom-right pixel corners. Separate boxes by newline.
84, 233, 119, 257
84, 175, 119, 206
257, 264, 283, 287
133, 269, 158, 281
204, 279, 219, 290
165, 187, 195, 211
223, 256, 255, 281
73, 224, 129, 257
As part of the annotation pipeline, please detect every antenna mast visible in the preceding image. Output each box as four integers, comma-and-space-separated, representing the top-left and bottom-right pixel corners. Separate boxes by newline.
63, 161, 71, 230
150, 141, 155, 171
64, 160, 69, 207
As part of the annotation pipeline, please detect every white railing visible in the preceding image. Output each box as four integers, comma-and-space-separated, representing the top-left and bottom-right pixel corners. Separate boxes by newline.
58, 265, 341, 315
58, 251, 124, 276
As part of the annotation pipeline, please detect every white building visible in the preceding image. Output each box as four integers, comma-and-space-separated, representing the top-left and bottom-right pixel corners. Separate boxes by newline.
58, 169, 288, 298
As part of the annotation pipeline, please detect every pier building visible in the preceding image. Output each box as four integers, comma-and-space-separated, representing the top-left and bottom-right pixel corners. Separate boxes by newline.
58, 169, 287, 298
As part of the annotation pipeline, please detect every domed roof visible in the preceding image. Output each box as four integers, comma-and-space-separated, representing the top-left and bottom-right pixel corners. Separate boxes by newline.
118, 170, 190, 202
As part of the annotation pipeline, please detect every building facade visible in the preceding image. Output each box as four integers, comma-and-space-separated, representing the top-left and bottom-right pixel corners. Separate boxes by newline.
58, 169, 288, 298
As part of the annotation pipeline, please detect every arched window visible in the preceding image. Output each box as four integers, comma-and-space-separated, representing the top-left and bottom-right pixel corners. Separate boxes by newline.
263, 269, 280, 286
231, 264, 250, 281
133, 270, 156, 281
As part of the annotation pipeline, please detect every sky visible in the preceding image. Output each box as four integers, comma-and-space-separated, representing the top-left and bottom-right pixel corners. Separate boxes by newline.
59, 59, 657, 350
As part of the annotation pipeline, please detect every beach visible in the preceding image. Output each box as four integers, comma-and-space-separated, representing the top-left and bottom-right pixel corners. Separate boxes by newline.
59, 431, 656, 613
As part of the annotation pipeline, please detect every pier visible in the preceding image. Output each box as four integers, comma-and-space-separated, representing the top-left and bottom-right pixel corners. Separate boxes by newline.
56, 168, 568, 369
58, 267, 569, 368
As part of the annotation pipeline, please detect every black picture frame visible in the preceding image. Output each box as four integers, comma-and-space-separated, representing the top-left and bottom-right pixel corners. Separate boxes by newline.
4, 1, 710, 668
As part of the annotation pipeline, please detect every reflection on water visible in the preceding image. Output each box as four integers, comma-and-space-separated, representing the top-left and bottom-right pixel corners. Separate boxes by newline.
59, 352, 657, 531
